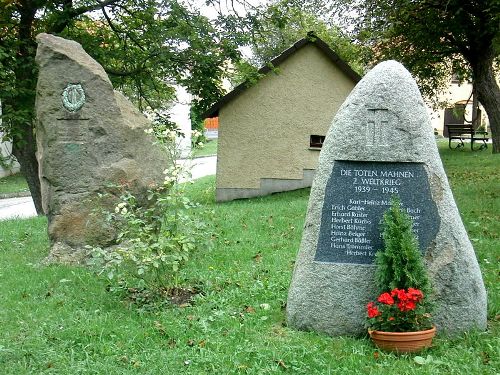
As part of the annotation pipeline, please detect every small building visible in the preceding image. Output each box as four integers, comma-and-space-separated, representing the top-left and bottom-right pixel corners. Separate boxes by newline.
203, 35, 361, 202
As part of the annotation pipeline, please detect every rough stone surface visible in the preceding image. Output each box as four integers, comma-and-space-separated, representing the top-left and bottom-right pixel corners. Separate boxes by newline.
286, 61, 487, 336
35, 33, 169, 261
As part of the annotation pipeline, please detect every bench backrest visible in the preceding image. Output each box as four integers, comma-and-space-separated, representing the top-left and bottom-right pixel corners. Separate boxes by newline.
446, 124, 474, 136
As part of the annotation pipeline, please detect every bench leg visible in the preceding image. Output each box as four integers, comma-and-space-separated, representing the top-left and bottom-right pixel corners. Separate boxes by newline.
471, 140, 488, 151
449, 138, 464, 150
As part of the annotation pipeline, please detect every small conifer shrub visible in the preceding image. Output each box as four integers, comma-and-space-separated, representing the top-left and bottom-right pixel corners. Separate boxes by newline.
366, 196, 434, 332
375, 196, 431, 295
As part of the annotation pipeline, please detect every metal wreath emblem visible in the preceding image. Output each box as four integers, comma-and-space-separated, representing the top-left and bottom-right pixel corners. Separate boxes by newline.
62, 83, 86, 112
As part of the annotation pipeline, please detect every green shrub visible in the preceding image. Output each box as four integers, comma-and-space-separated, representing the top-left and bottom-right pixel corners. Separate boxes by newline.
91, 183, 212, 292
375, 196, 431, 295
90, 121, 213, 297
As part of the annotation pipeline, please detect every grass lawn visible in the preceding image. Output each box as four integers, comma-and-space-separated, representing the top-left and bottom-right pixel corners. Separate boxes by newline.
0, 143, 498, 374
193, 139, 217, 158
0, 173, 30, 195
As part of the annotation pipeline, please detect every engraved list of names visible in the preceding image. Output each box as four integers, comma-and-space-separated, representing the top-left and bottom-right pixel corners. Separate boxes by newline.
314, 161, 439, 264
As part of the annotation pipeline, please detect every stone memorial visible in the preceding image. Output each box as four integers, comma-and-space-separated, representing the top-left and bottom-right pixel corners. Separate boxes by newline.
286, 61, 487, 336
35, 33, 169, 262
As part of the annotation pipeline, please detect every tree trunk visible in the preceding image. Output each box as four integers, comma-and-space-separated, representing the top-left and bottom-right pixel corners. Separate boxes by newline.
12, 130, 44, 215
472, 56, 500, 153
472, 85, 479, 129
10, 0, 44, 214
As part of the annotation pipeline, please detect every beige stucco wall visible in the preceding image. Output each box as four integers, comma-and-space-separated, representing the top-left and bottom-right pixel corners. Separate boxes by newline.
217, 44, 356, 191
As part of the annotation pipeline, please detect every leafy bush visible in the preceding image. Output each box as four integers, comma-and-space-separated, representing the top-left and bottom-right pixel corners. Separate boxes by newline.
190, 106, 207, 146
90, 122, 213, 296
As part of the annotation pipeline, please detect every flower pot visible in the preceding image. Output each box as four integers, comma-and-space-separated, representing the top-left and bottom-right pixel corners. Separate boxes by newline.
368, 326, 436, 353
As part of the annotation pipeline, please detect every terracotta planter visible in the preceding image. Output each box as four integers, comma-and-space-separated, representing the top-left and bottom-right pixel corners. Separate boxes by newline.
368, 326, 436, 353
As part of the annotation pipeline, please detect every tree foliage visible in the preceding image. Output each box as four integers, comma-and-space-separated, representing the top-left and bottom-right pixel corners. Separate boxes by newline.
329, 0, 500, 153
0, 0, 244, 213
244, 0, 368, 74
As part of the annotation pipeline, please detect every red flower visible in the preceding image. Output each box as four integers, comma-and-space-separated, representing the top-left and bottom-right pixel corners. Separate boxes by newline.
377, 292, 395, 305
367, 302, 381, 318
398, 300, 417, 312
367, 288, 430, 331
391, 288, 408, 301
407, 288, 424, 302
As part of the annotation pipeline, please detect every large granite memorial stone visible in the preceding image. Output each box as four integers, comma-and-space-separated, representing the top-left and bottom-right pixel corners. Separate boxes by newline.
35, 33, 169, 262
286, 61, 487, 336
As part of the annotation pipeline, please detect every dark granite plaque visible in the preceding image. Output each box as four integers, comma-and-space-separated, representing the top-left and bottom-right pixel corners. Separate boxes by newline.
314, 161, 439, 264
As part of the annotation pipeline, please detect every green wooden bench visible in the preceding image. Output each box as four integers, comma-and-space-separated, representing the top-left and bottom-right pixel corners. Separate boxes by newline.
445, 124, 489, 151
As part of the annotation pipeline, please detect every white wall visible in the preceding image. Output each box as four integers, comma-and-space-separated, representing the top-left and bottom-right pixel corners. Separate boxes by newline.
0, 133, 20, 178
170, 86, 192, 158
0, 102, 21, 177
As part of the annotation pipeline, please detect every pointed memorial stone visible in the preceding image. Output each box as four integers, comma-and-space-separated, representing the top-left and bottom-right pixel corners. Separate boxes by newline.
286, 61, 487, 336
35, 33, 169, 263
